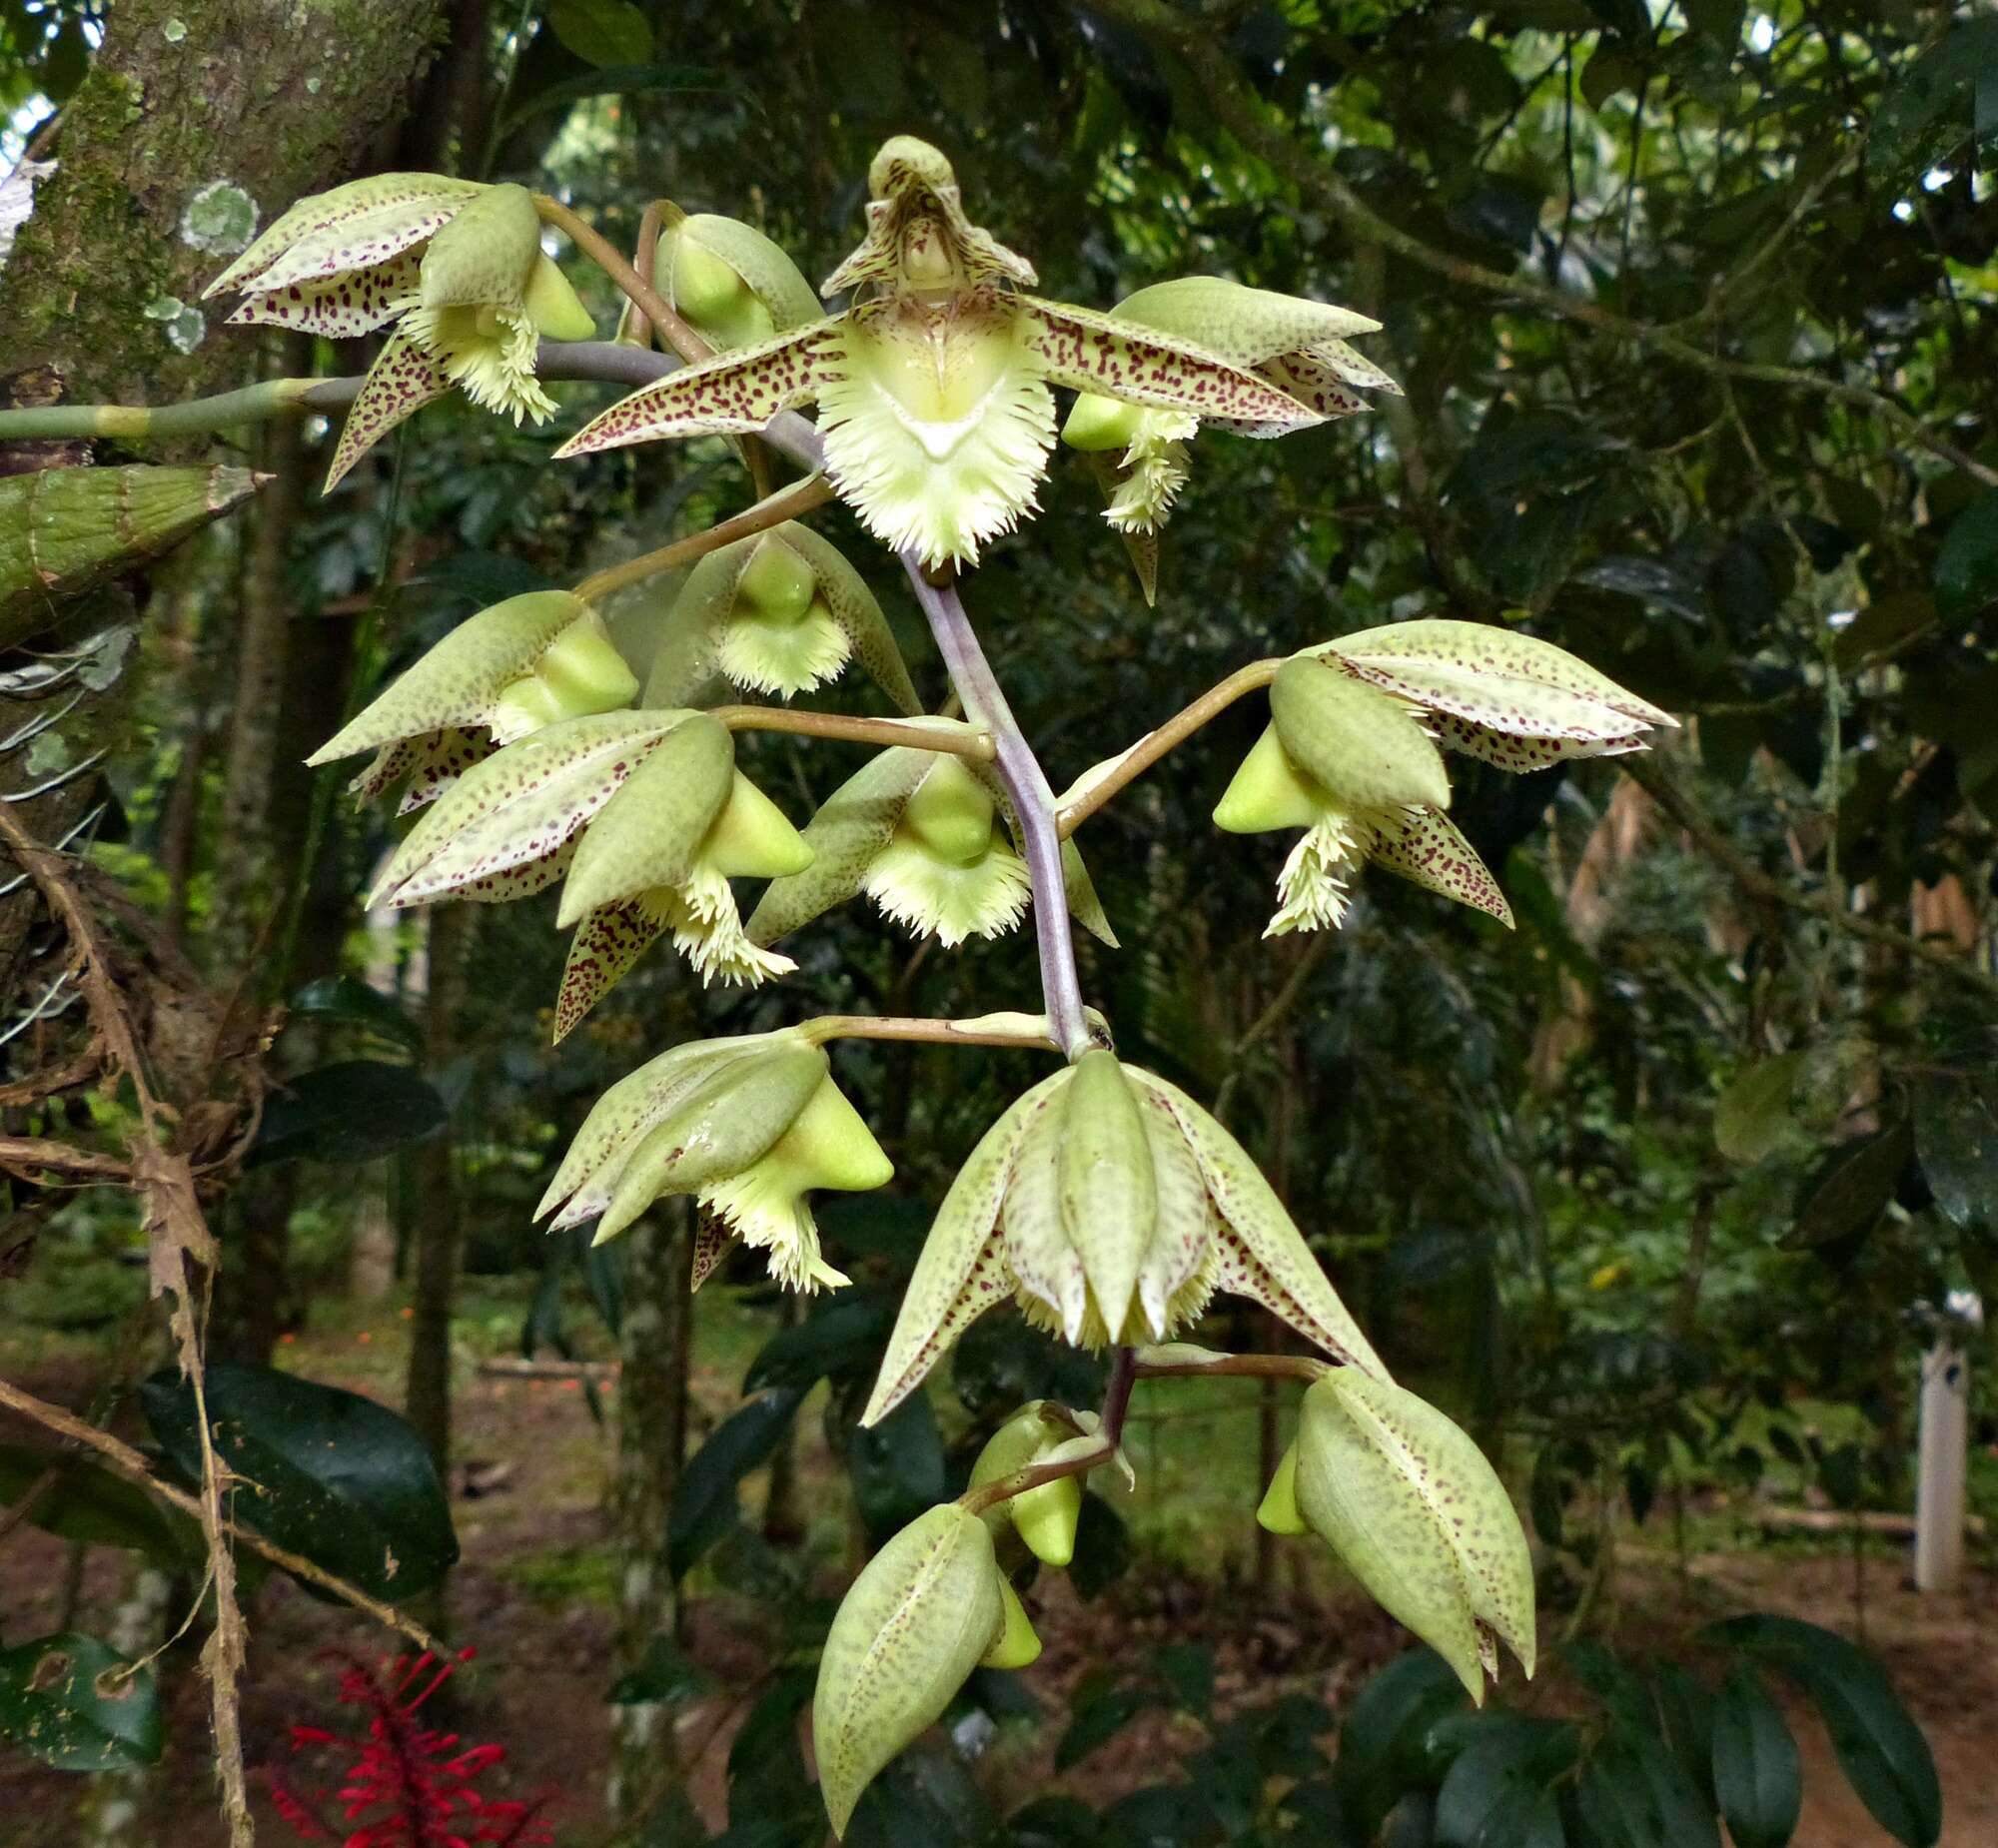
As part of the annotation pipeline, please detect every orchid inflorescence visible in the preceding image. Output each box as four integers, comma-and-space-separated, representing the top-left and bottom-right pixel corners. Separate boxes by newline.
214, 136, 1674, 1834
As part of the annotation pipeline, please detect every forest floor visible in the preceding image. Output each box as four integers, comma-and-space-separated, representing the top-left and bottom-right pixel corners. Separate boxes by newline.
2, 1280, 1994, 1846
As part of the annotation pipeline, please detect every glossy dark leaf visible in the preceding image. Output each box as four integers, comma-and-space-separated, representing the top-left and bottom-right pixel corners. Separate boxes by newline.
667, 1387, 804, 1579
1786, 1120, 1914, 1250
286, 975, 423, 1052
0, 1445, 203, 1568
141, 1364, 458, 1598
1335, 1647, 1472, 1832
1057, 1681, 1154, 1770
1711, 1664, 1802, 1848
745, 1287, 897, 1392
1434, 1716, 1578, 1846
1705, 1615, 1940, 1846
0, 1632, 162, 1772
248, 1059, 448, 1167
1914, 1076, 1998, 1235
842, 1388, 945, 1542
608, 1634, 711, 1706
1067, 1488, 1130, 1600
546, 0, 651, 67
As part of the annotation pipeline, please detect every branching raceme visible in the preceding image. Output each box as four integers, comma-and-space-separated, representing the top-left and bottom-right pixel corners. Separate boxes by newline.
17, 140, 1680, 1837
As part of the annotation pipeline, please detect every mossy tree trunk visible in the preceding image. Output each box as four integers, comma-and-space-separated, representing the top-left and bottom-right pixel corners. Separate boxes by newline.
0, 0, 447, 984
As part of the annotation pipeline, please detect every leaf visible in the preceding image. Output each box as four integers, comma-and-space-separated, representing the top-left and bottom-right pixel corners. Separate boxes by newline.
248, 1059, 449, 1167
1434, 1716, 1577, 1846
1914, 1076, 1998, 1234
607, 1635, 712, 1706
1569, 1725, 1721, 1847
1067, 1489, 1130, 1601
1711, 1664, 1803, 1848
1704, 1615, 1940, 1846
667, 1387, 804, 1579
140, 1364, 458, 1598
0, 1446, 203, 1567
1936, 489, 1998, 624
1056, 1680, 1155, 1770
744, 1286, 898, 1392
844, 1390, 946, 1543
1832, 590, 1935, 670
286, 975, 424, 1052
1334, 1648, 1471, 1834
0, 1632, 162, 1772
1715, 1054, 1804, 1163
547, 0, 652, 66
1785, 1120, 1914, 1250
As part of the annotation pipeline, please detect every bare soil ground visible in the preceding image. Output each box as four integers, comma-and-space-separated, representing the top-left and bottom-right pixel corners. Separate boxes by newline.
2, 1313, 1992, 1846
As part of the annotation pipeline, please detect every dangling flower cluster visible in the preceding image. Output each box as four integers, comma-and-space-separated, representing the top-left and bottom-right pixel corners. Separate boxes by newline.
265, 1648, 553, 1847
862, 1050, 1389, 1424
536, 1030, 891, 1292
1212, 621, 1676, 936
555, 138, 1338, 569
205, 176, 593, 487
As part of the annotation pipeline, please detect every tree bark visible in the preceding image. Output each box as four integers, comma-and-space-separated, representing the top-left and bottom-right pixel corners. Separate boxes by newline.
606, 1205, 695, 1828
0, 0, 448, 984
406, 901, 473, 1474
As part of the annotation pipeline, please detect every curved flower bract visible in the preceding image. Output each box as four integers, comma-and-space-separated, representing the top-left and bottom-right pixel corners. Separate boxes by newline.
207, 175, 592, 488
863, 1052, 1387, 1423
643, 520, 920, 712
537, 1030, 891, 1291
555, 139, 1328, 568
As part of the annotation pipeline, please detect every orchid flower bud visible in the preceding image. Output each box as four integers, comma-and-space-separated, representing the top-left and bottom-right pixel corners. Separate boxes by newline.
1285, 1371, 1536, 1704
967, 1401, 1089, 1566
537, 1030, 891, 1291
644, 519, 919, 712
865, 1057, 1389, 1424
814, 1503, 1033, 1837
653, 206, 823, 353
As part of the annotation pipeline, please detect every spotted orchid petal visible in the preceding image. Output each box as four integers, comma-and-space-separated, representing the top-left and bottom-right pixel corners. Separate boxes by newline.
205, 172, 483, 300
1293, 1370, 1536, 1701
536, 1034, 790, 1228
1085, 277, 1381, 370
864, 1068, 1069, 1425
1319, 619, 1676, 761
371, 711, 695, 907
1130, 1069, 1390, 1381
1025, 298, 1321, 430
554, 320, 837, 457
351, 728, 496, 811
1370, 808, 1512, 927
554, 900, 666, 1044
226, 249, 424, 338
822, 135, 1037, 298
325, 329, 454, 490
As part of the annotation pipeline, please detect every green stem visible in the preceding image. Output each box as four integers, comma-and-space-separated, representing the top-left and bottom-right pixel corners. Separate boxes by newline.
0, 377, 333, 441
570, 473, 835, 600
801, 1012, 1058, 1051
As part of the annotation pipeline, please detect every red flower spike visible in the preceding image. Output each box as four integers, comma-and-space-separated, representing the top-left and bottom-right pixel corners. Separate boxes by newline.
262, 1650, 554, 1848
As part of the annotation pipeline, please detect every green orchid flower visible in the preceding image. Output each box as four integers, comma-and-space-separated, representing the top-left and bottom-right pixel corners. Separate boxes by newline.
744, 741, 1118, 953
307, 588, 639, 814
555, 137, 1331, 568
650, 204, 824, 353
358, 709, 814, 1022
205, 175, 593, 487
537, 1030, 891, 1292
1061, 277, 1399, 602
863, 1051, 1387, 1424
1213, 622, 1676, 935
